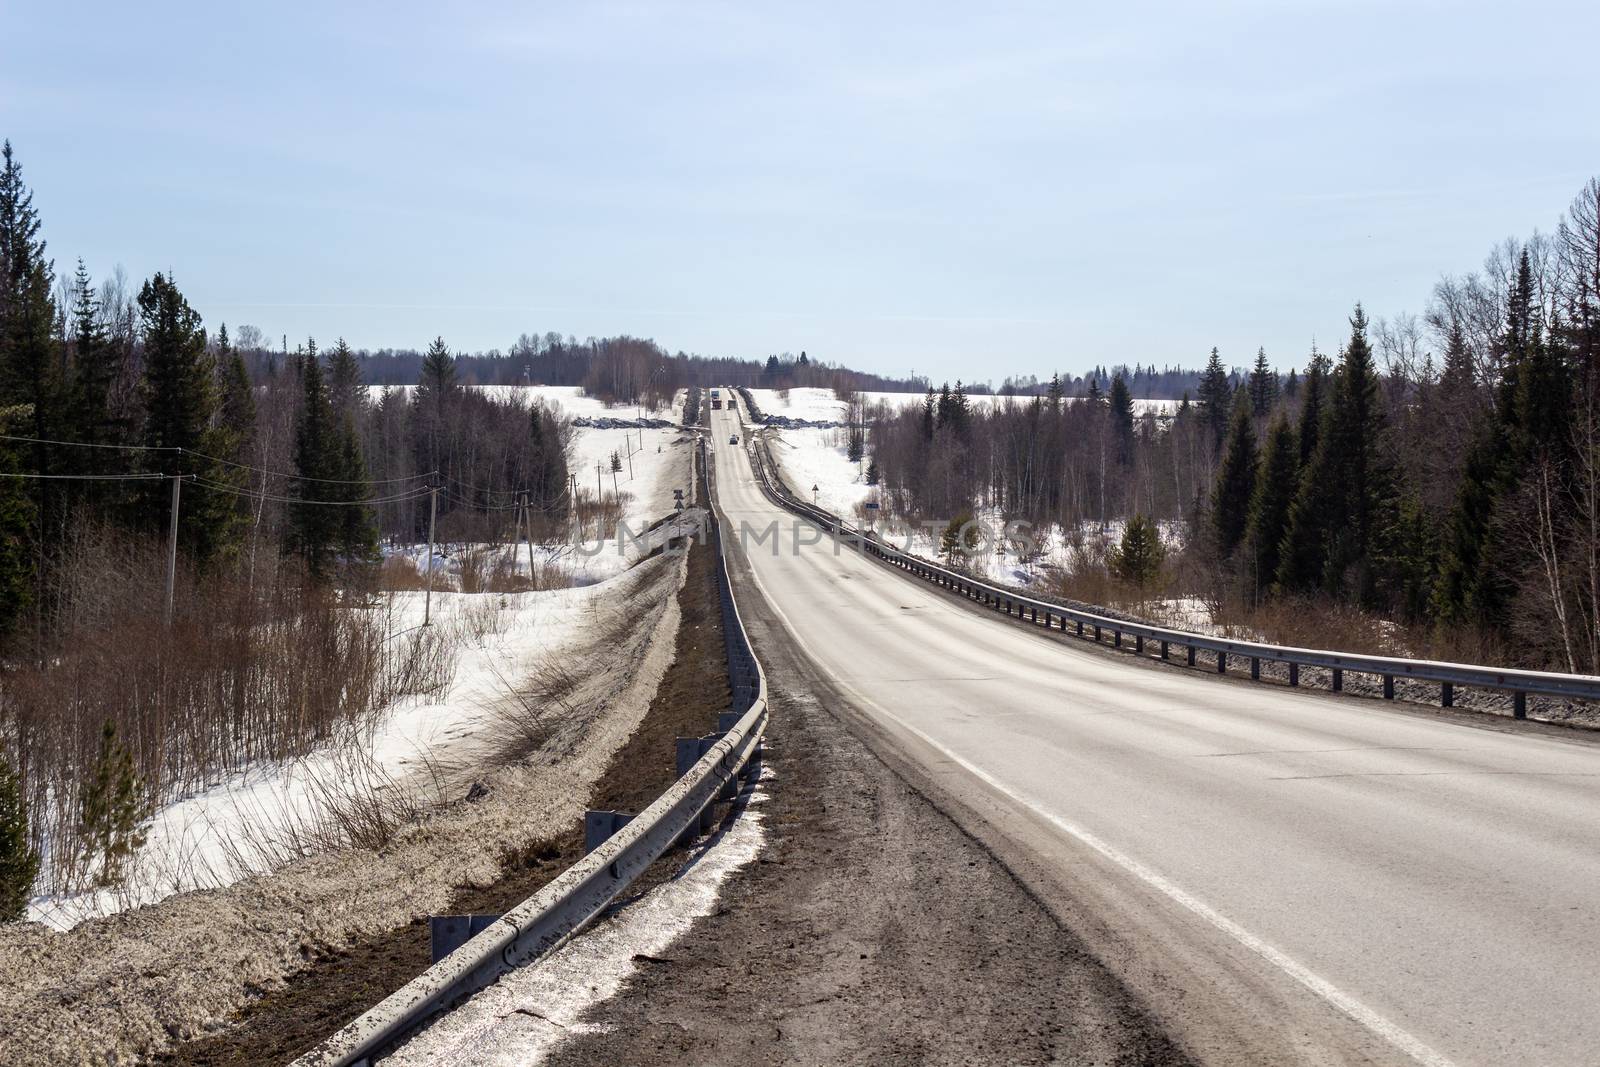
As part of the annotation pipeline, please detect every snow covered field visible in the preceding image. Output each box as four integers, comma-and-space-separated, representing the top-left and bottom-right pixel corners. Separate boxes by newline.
747, 386, 1181, 423
364, 384, 682, 422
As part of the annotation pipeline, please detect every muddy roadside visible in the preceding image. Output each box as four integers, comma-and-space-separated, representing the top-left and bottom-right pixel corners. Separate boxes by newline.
159, 530, 733, 1066
544, 545, 1191, 1067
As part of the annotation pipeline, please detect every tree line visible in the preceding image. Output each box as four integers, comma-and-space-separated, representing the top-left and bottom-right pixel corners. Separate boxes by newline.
865, 176, 1600, 673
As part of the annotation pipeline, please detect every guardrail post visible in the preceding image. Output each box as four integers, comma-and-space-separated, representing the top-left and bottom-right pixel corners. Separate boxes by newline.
1093, 624, 1101, 642
1030, 606, 1038, 624
1114, 629, 1122, 648
1160, 639, 1169, 660
585, 810, 636, 854
1332, 668, 1343, 692
1288, 662, 1299, 687
1514, 691, 1527, 719
1076, 620, 1084, 637
1187, 645, 1196, 666
1441, 682, 1453, 707
1383, 674, 1395, 700
1251, 657, 1260, 681
1217, 651, 1227, 674
1135, 634, 1144, 654
430, 914, 502, 964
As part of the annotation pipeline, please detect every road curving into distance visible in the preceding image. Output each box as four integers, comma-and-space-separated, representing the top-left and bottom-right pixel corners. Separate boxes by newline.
710, 401, 1600, 1067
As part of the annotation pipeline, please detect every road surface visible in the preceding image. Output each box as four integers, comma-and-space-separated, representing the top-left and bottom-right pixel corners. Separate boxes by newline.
704, 402, 1600, 1067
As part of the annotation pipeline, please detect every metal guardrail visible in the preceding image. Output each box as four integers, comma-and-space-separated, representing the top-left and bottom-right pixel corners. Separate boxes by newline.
744, 428, 1600, 717
295, 440, 766, 1067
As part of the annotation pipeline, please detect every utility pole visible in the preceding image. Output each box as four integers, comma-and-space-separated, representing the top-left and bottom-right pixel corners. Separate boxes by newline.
520, 492, 532, 578
524, 495, 537, 579
627, 447, 634, 480
165, 474, 182, 626
424, 485, 438, 626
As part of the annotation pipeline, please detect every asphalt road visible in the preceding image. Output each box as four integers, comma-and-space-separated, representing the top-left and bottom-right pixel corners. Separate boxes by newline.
709, 403, 1600, 1067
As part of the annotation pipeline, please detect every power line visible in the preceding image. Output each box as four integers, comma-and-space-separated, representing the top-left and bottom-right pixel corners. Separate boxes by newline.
0, 433, 434, 486
190, 477, 434, 507
0, 471, 167, 481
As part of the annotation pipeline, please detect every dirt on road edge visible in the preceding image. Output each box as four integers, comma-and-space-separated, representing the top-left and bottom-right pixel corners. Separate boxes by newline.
544, 537, 1192, 1067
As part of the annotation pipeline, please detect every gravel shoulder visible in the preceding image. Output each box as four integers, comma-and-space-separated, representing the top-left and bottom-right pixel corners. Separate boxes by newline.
544, 536, 1191, 1067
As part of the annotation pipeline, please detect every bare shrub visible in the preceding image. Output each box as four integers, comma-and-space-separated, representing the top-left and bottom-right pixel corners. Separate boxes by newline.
378, 554, 429, 591
0, 526, 406, 892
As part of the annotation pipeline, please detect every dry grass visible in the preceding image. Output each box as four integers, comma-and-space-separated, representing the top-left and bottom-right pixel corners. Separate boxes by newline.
0, 527, 466, 893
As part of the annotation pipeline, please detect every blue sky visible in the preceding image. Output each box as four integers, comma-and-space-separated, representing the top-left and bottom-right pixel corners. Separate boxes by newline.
3, 1, 1596, 383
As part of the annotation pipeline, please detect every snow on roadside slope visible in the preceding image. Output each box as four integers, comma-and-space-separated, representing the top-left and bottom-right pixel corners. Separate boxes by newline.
385, 775, 770, 1067
767, 426, 873, 521
569, 423, 695, 531
25, 565, 666, 931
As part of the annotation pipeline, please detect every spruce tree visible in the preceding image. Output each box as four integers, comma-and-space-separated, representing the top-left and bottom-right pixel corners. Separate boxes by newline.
412, 336, 456, 493
1439, 318, 1474, 398
0, 752, 38, 921
0, 140, 58, 433
138, 273, 240, 564
334, 424, 379, 569
1211, 389, 1257, 559
0, 429, 32, 644
326, 338, 364, 426
79, 720, 147, 888
1248, 347, 1277, 416
0, 142, 60, 570
290, 345, 341, 578
1199, 347, 1232, 446
67, 260, 121, 463
1296, 346, 1330, 468
1246, 414, 1298, 594
1110, 514, 1165, 588
216, 325, 256, 462
1277, 306, 1393, 602
1109, 373, 1134, 460
321, 340, 376, 567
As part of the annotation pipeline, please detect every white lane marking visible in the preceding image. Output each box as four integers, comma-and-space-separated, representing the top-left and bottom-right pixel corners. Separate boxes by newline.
735, 527, 1457, 1067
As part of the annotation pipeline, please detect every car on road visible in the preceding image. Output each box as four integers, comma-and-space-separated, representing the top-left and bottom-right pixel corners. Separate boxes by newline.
730, 434, 740, 444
